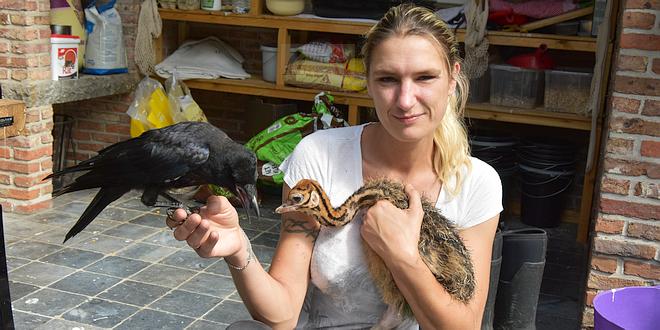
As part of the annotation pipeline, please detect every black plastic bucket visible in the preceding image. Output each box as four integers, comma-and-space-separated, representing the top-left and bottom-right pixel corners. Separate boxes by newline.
519, 164, 574, 227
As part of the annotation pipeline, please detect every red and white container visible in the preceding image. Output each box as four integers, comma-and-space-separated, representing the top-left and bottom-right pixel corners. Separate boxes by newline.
50, 34, 80, 80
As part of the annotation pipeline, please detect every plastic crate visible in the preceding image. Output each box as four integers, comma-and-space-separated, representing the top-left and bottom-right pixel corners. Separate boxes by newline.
489, 64, 544, 109
544, 69, 593, 115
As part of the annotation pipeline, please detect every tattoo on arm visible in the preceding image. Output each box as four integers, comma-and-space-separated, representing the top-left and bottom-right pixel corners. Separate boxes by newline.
283, 217, 319, 242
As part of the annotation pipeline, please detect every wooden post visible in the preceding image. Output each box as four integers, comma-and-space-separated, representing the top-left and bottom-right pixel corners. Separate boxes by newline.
0, 99, 26, 139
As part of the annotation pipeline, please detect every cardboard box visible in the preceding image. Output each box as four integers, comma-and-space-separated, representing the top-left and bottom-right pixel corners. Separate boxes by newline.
0, 99, 26, 139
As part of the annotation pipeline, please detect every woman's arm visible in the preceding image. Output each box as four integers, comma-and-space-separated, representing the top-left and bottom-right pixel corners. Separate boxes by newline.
361, 185, 499, 329
171, 184, 318, 329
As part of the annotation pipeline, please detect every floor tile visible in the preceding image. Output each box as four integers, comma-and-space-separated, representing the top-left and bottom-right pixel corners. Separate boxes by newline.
204, 260, 231, 277
114, 308, 194, 330
9, 262, 75, 286
3, 219, 55, 238
159, 250, 218, 271
130, 212, 166, 228
30, 227, 93, 245
34, 318, 106, 330
178, 273, 236, 298
150, 289, 222, 318
71, 234, 134, 254
8, 281, 40, 301
24, 210, 77, 226
98, 280, 170, 307
85, 256, 150, 278
102, 222, 160, 240
116, 198, 158, 212
203, 300, 251, 324
116, 242, 178, 263
12, 288, 86, 317
97, 207, 144, 222
53, 201, 90, 216
6, 256, 31, 272
187, 319, 229, 330
130, 264, 197, 288
10, 310, 51, 329
62, 298, 139, 328
145, 231, 189, 248
49, 271, 122, 296
5, 240, 62, 259
40, 247, 105, 269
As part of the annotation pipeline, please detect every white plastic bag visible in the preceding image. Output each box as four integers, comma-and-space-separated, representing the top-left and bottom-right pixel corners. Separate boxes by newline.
83, 0, 128, 74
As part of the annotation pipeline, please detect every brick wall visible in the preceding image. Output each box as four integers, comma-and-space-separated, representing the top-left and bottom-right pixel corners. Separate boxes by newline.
582, 0, 660, 328
0, 0, 54, 213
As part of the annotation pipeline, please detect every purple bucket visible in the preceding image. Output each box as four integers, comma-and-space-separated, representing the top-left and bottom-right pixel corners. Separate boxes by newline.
594, 286, 660, 330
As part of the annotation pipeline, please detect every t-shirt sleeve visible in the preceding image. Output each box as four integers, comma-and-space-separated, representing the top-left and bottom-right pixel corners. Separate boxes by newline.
460, 161, 504, 228
279, 133, 328, 189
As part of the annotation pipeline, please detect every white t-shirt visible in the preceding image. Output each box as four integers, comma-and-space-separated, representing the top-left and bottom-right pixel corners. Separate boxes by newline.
280, 124, 503, 329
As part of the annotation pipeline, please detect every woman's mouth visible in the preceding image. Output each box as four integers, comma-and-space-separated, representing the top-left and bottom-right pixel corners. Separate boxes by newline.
393, 113, 423, 124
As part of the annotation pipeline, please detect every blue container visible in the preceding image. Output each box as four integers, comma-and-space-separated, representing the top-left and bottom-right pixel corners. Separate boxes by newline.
594, 286, 660, 330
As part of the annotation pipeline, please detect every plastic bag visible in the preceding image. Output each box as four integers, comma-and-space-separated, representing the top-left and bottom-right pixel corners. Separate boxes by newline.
126, 77, 177, 137
83, 0, 128, 74
164, 74, 208, 123
245, 92, 348, 185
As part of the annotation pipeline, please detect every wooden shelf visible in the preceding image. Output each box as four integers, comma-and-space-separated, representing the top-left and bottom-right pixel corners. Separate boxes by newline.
158, 9, 597, 52
184, 77, 592, 130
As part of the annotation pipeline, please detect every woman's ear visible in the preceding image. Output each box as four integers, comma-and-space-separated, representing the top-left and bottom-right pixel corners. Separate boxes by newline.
449, 62, 461, 95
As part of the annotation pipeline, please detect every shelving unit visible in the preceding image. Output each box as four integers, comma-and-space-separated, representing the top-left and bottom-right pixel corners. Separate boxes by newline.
156, 4, 609, 242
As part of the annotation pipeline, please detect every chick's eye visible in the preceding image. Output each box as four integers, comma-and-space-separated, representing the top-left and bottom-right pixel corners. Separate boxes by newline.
292, 195, 303, 203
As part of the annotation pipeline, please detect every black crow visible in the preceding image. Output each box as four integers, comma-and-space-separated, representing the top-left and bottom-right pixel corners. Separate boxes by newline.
46, 121, 260, 243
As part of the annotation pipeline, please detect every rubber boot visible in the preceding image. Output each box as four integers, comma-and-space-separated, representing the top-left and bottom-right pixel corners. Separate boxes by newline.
493, 228, 547, 330
481, 228, 503, 330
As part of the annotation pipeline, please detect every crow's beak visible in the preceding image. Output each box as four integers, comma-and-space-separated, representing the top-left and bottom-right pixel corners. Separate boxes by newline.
274, 201, 297, 214
236, 184, 260, 221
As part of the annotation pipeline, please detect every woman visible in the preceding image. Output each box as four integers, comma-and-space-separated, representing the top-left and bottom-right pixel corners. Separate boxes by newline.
167, 4, 501, 329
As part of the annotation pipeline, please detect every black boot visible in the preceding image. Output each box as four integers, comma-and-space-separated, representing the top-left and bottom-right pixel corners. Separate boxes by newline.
493, 228, 547, 330
481, 228, 503, 330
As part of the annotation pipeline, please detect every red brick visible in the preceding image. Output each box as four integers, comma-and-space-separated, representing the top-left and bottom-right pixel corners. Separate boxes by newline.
11, 68, 27, 80
594, 217, 625, 234
604, 158, 660, 178
609, 116, 660, 137
0, 146, 10, 159
620, 33, 660, 51
628, 222, 660, 240
594, 236, 657, 259
641, 140, 660, 157
625, 1, 660, 10
9, 14, 33, 26
77, 120, 104, 131
622, 11, 656, 29
613, 75, 659, 96
0, 41, 9, 53
40, 133, 53, 144
13, 175, 46, 188
623, 260, 660, 280
0, 187, 41, 200
13, 146, 51, 161
40, 158, 52, 172
600, 198, 660, 220
0, 68, 7, 79
654, 58, 660, 74
605, 138, 634, 155
14, 199, 51, 214
25, 109, 40, 123
0, 173, 11, 185
72, 130, 91, 141
27, 68, 50, 80
40, 183, 52, 195
617, 54, 648, 72
587, 272, 651, 290
12, 43, 49, 54
5, 136, 36, 148
0, 13, 9, 24
105, 123, 130, 135
91, 132, 122, 144
591, 255, 618, 273
601, 177, 631, 195
634, 182, 659, 199
582, 308, 594, 328
0, 160, 40, 174
585, 289, 598, 307
0, 0, 38, 10
76, 142, 105, 152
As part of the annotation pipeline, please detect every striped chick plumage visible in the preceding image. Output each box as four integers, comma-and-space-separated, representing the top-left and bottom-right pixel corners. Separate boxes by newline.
276, 178, 475, 319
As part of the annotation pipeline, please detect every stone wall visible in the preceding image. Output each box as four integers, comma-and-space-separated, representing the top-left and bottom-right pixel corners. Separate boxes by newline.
582, 0, 660, 327
0, 0, 54, 213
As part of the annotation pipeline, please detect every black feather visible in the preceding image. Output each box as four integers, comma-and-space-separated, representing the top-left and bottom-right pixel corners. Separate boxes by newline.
47, 122, 258, 243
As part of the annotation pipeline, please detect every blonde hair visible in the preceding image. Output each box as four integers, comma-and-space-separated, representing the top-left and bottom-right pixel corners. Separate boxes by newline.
362, 4, 471, 197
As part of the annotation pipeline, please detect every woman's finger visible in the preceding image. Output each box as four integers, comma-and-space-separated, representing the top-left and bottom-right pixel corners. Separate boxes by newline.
404, 184, 424, 220
195, 231, 221, 258
186, 218, 212, 250
173, 213, 202, 241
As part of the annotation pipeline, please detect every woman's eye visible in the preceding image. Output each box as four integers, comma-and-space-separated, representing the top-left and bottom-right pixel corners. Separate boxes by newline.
377, 77, 397, 83
417, 75, 436, 81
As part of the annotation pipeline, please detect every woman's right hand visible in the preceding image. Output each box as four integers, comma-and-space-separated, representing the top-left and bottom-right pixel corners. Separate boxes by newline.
169, 195, 245, 259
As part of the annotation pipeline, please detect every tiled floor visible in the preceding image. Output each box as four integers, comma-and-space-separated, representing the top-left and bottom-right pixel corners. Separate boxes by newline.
3, 188, 586, 329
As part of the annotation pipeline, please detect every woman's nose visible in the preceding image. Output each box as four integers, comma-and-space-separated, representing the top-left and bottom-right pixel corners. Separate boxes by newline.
397, 80, 417, 110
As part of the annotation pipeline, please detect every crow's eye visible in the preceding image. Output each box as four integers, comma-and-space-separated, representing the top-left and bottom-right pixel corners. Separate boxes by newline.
292, 195, 303, 204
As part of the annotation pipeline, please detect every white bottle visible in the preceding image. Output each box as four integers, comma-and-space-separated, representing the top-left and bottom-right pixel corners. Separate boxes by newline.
201, 0, 221, 11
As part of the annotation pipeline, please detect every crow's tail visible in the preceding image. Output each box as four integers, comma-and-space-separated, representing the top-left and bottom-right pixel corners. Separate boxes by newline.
64, 186, 130, 243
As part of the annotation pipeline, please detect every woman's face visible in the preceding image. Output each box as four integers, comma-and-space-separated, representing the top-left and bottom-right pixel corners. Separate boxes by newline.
367, 35, 458, 143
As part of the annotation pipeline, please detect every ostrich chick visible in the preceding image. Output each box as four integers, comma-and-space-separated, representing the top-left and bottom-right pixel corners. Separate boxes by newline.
276, 178, 475, 321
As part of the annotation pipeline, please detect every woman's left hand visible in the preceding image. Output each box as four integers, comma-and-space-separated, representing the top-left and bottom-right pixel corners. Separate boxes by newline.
360, 184, 424, 265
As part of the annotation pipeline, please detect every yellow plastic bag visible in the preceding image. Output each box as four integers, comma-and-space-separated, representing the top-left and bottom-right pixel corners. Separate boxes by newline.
165, 74, 208, 123
126, 77, 177, 137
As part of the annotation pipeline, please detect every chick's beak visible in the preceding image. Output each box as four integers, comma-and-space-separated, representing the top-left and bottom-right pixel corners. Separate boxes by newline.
275, 201, 298, 214
236, 184, 260, 221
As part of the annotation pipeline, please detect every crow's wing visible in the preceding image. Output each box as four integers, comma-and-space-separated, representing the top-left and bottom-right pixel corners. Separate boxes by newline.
53, 122, 221, 195
63, 186, 130, 242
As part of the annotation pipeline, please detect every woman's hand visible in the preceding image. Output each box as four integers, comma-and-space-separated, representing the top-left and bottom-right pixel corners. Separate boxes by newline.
167, 195, 245, 259
360, 184, 425, 266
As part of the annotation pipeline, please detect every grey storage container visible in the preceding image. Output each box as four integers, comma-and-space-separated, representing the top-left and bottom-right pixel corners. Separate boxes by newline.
544, 69, 593, 115
489, 64, 545, 109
